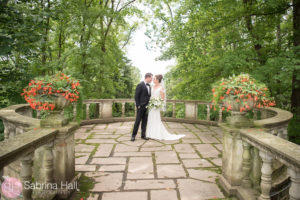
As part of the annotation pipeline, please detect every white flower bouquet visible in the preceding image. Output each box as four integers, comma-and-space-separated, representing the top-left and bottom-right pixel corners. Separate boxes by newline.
147, 97, 164, 110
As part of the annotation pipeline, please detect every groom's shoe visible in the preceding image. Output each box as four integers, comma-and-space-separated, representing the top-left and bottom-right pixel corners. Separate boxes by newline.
141, 136, 149, 140
131, 136, 135, 142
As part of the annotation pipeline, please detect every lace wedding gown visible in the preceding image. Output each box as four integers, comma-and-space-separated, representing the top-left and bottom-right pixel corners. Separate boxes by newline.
146, 86, 185, 140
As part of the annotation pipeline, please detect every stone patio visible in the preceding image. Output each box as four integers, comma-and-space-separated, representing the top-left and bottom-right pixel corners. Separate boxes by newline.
74, 121, 226, 200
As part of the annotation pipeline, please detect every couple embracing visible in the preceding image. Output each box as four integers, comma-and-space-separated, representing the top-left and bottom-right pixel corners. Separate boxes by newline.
131, 73, 185, 142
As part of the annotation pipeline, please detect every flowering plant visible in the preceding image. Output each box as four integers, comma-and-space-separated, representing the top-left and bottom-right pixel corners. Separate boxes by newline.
211, 74, 275, 112
21, 72, 80, 111
147, 97, 164, 110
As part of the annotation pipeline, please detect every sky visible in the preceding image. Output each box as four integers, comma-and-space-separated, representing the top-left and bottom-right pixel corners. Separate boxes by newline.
126, 25, 176, 81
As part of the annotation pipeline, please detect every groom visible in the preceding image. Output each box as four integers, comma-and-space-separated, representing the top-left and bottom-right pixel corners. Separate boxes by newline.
131, 73, 153, 142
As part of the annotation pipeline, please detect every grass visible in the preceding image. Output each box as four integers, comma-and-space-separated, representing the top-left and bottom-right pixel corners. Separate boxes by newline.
73, 174, 96, 200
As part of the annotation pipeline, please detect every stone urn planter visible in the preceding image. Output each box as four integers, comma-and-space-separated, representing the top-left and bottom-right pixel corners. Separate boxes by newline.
225, 97, 254, 128
211, 73, 275, 128
21, 72, 81, 128
40, 94, 70, 127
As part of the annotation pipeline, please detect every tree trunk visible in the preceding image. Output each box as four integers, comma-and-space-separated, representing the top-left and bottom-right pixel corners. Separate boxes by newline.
0, 0, 9, 7
58, 24, 63, 59
276, 17, 282, 50
243, 0, 265, 64
291, 0, 300, 114
41, 0, 51, 73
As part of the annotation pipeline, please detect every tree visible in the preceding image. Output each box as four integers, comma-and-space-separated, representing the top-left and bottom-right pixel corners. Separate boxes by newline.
147, 0, 300, 143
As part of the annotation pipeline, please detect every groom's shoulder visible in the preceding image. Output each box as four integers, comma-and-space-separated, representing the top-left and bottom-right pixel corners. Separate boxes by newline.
137, 81, 144, 86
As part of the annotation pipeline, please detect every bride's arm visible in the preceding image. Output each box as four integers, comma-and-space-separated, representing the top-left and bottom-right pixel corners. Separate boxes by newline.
160, 88, 165, 100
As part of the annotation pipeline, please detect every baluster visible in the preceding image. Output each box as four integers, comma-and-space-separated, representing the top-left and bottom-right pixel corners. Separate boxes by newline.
86, 103, 90, 120
73, 103, 77, 121
258, 150, 273, 200
20, 152, 34, 200
206, 104, 210, 121
261, 109, 267, 119
43, 142, 54, 183
242, 140, 252, 187
122, 102, 125, 117
254, 109, 258, 120
172, 103, 176, 118
287, 167, 300, 200
278, 126, 288, 140
282, 126, 288, 140
252, 148, 261, 190
218, 104, 223, 123
99, 102, 103, 119
5, 122, 16, 138
3, 120, 9, 140
25, 107, 33, 117
37, 110, 41, 119
16, 126, 24, 135
195, 103, 198, 120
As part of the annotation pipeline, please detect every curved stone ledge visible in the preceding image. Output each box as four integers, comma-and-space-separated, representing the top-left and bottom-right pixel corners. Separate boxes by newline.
80, 117, 218, 126
83, 99, 211, 104
240, 128, 300, 169
0, 104, 40, 128
254, 107, 293, 128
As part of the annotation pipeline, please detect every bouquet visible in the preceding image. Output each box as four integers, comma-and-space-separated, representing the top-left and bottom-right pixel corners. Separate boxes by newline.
147, 97, 164, 110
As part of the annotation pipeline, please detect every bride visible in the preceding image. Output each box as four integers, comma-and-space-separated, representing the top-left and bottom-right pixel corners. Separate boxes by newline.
146, 74, 185, 140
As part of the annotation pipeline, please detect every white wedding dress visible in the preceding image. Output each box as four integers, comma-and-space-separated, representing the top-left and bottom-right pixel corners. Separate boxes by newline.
146, 86, 185, 140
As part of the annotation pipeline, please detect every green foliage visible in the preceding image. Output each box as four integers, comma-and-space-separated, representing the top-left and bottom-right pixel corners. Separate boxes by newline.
175, 103, 185, 118
147, 0, 299, 144
0, 0, 142, 126
73, 174, 96, 199
288, 115, 300, 144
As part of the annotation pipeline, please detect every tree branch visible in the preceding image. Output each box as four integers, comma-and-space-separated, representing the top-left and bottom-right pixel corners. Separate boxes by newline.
121, 25, 136, 49
117, 0, 136, 12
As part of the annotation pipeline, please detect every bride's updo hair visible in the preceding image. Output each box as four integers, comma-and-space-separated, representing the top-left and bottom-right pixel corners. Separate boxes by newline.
155, 74, 163, 83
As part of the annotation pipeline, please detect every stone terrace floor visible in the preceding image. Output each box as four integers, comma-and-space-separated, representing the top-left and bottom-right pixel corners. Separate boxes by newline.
74, 121, 227, 200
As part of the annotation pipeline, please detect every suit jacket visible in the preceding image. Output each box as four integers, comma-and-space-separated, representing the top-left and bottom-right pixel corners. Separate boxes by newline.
135, 81, 151, 107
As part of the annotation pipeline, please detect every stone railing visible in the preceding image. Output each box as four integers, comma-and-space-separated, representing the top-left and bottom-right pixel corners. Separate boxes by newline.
0, 104, 39, 139
219, 106, 297, 200
0, 129, 57, 199
0, 104, 78, 200
1, 100, 296, 200
254, 107, 291, 139
79, 99, 224, 126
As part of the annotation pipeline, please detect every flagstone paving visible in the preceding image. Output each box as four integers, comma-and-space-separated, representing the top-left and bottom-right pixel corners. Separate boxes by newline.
74, 121, 227, 200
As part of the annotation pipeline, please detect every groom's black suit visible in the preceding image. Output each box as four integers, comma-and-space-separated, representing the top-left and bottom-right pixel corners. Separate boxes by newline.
132, 81, 151, 139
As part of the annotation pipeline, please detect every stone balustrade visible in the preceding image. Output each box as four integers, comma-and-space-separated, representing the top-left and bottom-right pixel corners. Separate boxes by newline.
219, 106, 296, 200
0, 104, 39, 139
240, 129, 300, 200
0, 100, 297, 200
0, 104, 78, 200
0, 129, 57, 200
254, 107, 292, 139
80, 99, 223, 126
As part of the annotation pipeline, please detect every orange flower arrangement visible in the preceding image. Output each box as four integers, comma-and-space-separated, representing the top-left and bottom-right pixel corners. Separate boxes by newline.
211, 74, 275, 112
21, 72, 81, 111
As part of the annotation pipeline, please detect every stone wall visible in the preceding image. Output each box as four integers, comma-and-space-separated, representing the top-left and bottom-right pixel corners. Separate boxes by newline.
219, 106, 297, 200
0, 104, 78, 200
